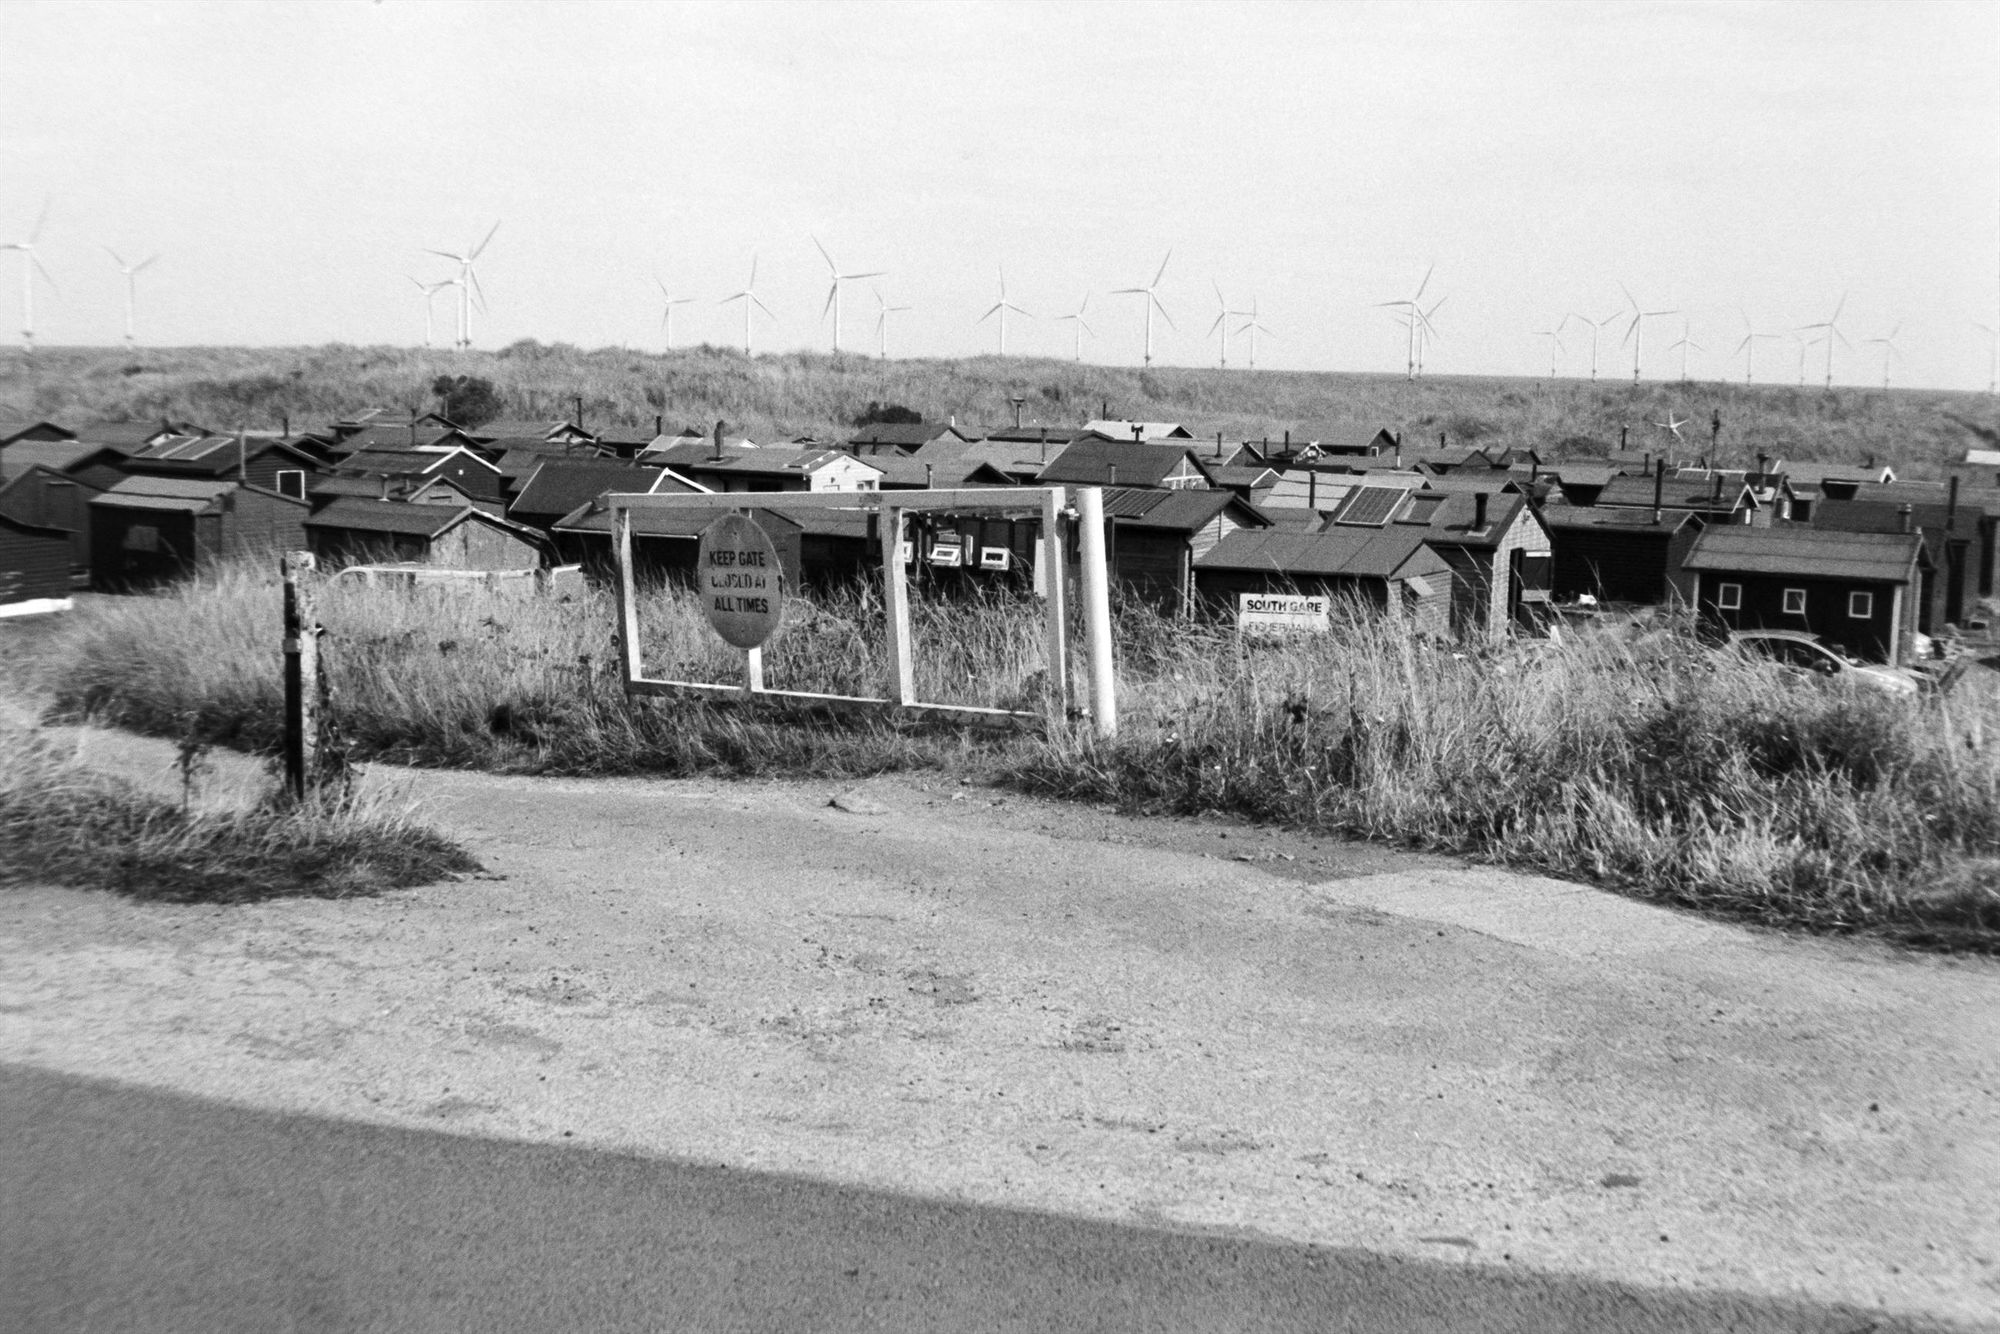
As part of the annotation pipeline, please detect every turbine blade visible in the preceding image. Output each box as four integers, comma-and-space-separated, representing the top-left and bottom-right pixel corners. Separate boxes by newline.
753, 294, 775, 319
1620, 282, 1638, 311
468, 270, 488, 312
1153, 295, 1176, 331
813, 236, 835, 272
32, 255, 58, 294
1413, 263, 1434, 302
979, 304, 1000, 323
1151, 249, 1172, 287
822, 283, 837, 321
749, 254, 759, 287
1208, 313, 1226, 336
136, 254, 159, 272
103, 246, 126, 269
29, 197, 49, 246
471, 220, 501, 259
848, 270, 885, 281
424, 249, 462, 261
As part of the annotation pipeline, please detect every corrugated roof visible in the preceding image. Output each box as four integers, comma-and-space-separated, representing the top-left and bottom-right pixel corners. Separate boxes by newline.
510, 461, 664, 519
1041, 440, 1201, 488
1683, 528, 1923, 582
1194, 527, 1444, 581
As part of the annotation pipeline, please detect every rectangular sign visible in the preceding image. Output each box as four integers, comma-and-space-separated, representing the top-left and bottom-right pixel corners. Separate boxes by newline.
979, 546, 1011, 571
1237, 592, 1330, 633
927, 542, 963, 567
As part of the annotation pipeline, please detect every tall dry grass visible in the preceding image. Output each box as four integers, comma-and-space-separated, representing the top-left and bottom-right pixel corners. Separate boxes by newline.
26, 563, 2000, 946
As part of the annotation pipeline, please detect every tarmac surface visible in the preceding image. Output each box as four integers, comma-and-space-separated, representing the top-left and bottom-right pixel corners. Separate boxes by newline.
1, 724, 1996, 1330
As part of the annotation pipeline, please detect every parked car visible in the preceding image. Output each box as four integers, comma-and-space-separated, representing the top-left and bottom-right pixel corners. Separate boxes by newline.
1726, 629, 1921, 697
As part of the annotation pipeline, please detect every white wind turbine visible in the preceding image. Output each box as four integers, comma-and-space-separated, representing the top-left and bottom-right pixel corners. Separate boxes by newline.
410, 276, 458, 349
1976, 321, 1998, 396
1733, 310, 1782, 384
1620, 284, 1678, 382
1234, 297, 1273, 369
1667, 316, 1703, 382
720, 256, 776, 356
1565, 311, 1619, 381
1532, 319, 1566, 379
2, 199, 57, 353
1413, 295, 1445, 377
1056, 294, 1094, 362
655, 278, 693, 352
1112, 250, 1175, 366
1376, 265, 1436, 379
873, 287, 910, 359
1653, 413, 1688, 446
1797, 294, 1850, 389
977, 265, 1031, 356
1792, 332, 1818, 387
425, 220, 499, 350
813, 237, 884, 355
104, 248, 160, 347
1862, 322, 1904, 390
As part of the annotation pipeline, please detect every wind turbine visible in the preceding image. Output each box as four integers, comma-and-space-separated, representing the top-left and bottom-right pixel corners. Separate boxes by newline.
1111, 250, 1174, 366
813, 237, 883, 355
409, 276, 458, 349
1565, 311, 1619, 381
1732, 310, 1782, 384
1620, 284, 1678, 382
1653, 413, 1688, 445
1376, 265, 1435, 379
425, 220, 499, 350
873, 287, 910, 359
1207, 282, 1235, 368
1666, 316, 1703, 382
1056, 294, 1094, 362
1862, 322, 1903, 390
105, 248, 160, 347
2, 199, 57, 353
655, 278, 693, 352
1234, 297, 1273, 369
1413, 295, 1445, 377
1792, 332, 1817, 387
1532, 319, 1566, 379
720, 255, 776, 356
977, 265, 1030, 356
1976, 321, 1998, 396
1797, 294, 1850, 389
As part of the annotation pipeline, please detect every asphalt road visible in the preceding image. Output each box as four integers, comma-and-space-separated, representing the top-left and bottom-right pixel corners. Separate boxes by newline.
0, 1063, 1935, 1334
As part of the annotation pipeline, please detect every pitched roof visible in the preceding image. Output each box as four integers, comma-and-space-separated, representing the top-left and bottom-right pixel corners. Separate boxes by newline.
304, 498, 540, 545
553, 501, 806, 540
1595, 474, 1755, 511
1083, 420, 1193, 441
1380, 489, 1533, 548
1539, 505, 1697, 536
1194, 526, 1445, 581
88, 476, 238, 513
1682, 527, 1924, 582
844, 422, 967, 449
1037, 439, 1200, 488
687, 448, 884, 480
71, 421, 176, 449
0, 440, 126, 481
867, 456, 1014, 488
339, 447, 500, 476
510, 461, 665, 519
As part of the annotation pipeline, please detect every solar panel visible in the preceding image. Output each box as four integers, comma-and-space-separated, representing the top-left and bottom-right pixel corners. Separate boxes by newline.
1334, 486, 1409, 527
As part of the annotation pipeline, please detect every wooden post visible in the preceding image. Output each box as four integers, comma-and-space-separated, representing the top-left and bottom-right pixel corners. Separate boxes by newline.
1040, 487, 1070, 718
881, 503, 916, 706
613, 505, 643, 685
1075, 487, 1117, 739
281, 551, 319, 800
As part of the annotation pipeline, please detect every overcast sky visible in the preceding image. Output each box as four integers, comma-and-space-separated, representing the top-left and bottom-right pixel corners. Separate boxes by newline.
5, 0, 1997, 389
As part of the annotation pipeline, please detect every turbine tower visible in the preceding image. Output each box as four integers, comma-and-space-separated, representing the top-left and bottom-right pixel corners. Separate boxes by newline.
1620, 284, 1678, 382
1862, 322, 1903, 390
425, 220, 499, 350
1376, 265, 1436, 379
721, 256, 776, 356
1112, 250, 1174, 366
813, 237, 884, 355
1532, 319, 1566, 379
1976, 321, 1998, 396
1234, 297, 1273, 369
1797, 295, 1850, 389
1056, 294, 1094, 362
873, 287, 910, 359
410, 276, 458, 349
977, 265, 1030, 356
105, 248, 159, 347
655, 278, 693, 352
2, 199, 56, 353
1666, 316, 1702, 382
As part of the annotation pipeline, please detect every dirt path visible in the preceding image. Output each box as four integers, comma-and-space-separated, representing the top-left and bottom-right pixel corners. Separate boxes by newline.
2, 728, 1997, 1327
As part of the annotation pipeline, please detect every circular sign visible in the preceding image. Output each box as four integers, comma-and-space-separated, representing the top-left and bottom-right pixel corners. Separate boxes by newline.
696, 512, 784, 648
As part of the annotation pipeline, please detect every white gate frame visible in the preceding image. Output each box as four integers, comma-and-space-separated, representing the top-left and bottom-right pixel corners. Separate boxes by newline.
607, 485, 1117, 737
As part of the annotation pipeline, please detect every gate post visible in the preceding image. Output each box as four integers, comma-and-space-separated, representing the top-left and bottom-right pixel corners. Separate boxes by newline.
281, 551, 319, 800
1074, 487, 1117, 739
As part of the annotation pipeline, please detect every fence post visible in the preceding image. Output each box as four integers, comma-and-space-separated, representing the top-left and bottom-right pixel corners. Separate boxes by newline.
281, 551, 320, 800
1039, 486, 1070, 719
1074, 487, 1117, 739
880, 503, 916, 706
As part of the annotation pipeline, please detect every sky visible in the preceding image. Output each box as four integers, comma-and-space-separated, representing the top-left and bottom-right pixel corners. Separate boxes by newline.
4, 0, 1997, 390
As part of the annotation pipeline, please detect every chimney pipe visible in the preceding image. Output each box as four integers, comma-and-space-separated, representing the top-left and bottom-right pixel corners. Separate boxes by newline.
1309, 470, 1318, 509
575, 395, 585, 427
237, 427, 247, 483
1216, 430, 1223, 459
1473, 492, 1488, 531
925, 463, 934, 488
1653, 465, 1664, 524
655, 414, 663, 437
1011, 395, 1025, 429
1620, 424, 1629, 450
712, 419, 724, 462
1108, 464, 1118, 487
281, 413, 289, 438
1899, 503, 1913, 535
1132, 425, 1143, 442
1948, 475, 1960, 532
1284, 430, 1291, 451
1756, 451, 1768, 478
1394, 438, 1403, 469
1040, 426, 1048, 465
379, 474, 390, 501
1101, 399, 1108, 421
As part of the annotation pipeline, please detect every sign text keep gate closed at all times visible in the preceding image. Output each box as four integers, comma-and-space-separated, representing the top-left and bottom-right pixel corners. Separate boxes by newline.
697, 512, 784, 648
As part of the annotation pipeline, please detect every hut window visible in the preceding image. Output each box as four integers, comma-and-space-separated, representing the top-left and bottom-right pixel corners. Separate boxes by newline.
1848, 591, 1874, 619
121, 524, 161, 553
276, 470, 306, 500
1782, 588, 1807, 616
1716, 582, 1742, 611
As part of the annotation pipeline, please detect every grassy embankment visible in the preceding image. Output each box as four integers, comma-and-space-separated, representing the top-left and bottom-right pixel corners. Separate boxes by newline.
0, 719, 478, 904
4, 342, 1993, 476
28, 561, 2000, 950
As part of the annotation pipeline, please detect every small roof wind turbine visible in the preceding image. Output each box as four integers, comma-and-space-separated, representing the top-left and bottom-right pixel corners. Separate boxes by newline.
977, 265, 1031, 356
1796, 295, 1850, 389
873, 287, 910, 359
655, 278, 693, 352
721, 255, 776, 356
1111, 250, 1174, 366
2, 198, 57, 353
813, 237, 884, 355
1653, 413, 1688, 445
1620, 284, 1678, 382
1056, 294, 1094, 362
1862, 322, 1904, 390
105, 248, 160, 348
425, 220, 499, 350
410, 276, 458, 349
